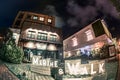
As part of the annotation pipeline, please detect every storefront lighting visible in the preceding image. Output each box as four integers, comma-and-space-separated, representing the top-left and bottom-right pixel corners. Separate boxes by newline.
68, 51, 71, 57
25, 42, 35, 49
36, 43, 47, 50
47, 44, 57, 51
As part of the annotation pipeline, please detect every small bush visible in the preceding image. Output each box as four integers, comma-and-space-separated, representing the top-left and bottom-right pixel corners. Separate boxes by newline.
0, 29, 24, 64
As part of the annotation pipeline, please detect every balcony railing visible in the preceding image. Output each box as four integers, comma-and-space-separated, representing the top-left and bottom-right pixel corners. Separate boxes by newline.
20, 36, 62, 44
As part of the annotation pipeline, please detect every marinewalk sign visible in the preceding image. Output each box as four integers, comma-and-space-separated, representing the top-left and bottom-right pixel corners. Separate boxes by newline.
32, 56, 58, 67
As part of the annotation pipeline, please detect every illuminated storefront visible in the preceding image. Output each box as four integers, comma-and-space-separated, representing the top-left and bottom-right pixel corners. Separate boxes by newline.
11, 11, 63, 61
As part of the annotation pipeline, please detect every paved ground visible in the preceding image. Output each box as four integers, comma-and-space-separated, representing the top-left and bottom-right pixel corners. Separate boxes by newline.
0, 64, 19, 80
25, 71, 55, 80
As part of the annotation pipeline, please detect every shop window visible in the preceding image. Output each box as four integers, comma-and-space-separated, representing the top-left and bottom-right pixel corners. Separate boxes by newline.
48, 18, 52, 23
39, 17, 44, 21
46, 51, 58, 59
37, 32, 47, 41
27, 31, 36, 39
85, 30, 93, 41
49, 34, 57, 42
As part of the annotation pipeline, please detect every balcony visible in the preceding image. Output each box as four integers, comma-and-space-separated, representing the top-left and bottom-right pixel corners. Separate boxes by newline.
19, 36, 62, 45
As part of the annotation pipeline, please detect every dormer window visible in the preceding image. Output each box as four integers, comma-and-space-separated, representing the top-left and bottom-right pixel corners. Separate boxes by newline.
39, 17, 44, 21
48, 19, 52, 23
33, 16, 38, 20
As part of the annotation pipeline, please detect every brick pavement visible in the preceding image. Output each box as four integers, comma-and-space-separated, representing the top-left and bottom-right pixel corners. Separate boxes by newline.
0, 64, 19, 80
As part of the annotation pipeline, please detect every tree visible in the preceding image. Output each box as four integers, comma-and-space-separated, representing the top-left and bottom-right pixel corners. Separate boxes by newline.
0, 29, 24, 63
99, 44, 109, 59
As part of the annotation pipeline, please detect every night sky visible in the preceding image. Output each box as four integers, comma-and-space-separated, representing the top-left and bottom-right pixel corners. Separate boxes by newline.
0, 0, 120, 39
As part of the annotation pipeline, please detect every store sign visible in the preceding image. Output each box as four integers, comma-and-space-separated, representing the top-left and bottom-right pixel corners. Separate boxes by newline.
65, 59, 105, 75
32, 56, 58, 67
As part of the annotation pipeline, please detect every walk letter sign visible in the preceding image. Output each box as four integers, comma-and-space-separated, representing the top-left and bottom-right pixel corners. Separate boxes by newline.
65, 59, 105, 75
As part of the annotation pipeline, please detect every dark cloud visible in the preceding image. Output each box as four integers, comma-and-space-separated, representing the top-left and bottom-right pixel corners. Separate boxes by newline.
0, 0, 65, 28
66, 0, 119, 27
0, 0, 38, 27
43, 5, 65, 28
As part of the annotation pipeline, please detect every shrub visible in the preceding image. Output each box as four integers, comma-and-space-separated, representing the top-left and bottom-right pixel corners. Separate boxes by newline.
0, 29, 24, 63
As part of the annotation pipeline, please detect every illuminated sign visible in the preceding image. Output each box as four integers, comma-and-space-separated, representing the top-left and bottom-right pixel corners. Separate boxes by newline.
58, 68, 64, 75
65, 59, 105, 75
32, 56, 58, 67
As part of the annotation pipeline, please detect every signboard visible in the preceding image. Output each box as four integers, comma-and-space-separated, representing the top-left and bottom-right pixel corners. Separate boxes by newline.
31, 56, 59, 75
65, 59, 105, 75
32, 56, 58, 67
36, 43, 47, 50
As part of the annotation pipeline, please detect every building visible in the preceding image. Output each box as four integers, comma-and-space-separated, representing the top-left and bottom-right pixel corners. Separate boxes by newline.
11, 11, 63, 61
63, 19, 113, 59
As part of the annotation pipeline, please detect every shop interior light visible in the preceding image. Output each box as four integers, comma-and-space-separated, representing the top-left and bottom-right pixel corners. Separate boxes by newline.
25, 42, 35, 49
47, 44, 57, 51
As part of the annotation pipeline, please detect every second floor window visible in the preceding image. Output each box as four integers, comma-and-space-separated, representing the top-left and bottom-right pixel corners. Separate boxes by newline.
50, 35, 57, 42
72, 37, 78, 46
33, 16, 38, 20
37, 32, 47, 41
27, 31, 36, 39
85, 30, 94, 41
39, 17, 44, 21
48, 19, 52, 23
